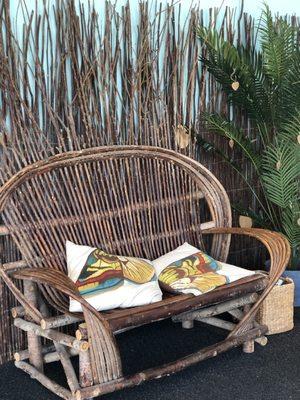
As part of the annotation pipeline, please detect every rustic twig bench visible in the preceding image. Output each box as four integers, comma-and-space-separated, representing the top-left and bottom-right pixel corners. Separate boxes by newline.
0, 146, 290, 400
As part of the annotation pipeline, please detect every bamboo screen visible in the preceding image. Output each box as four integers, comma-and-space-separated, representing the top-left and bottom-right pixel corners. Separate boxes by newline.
0, 0, 268, 364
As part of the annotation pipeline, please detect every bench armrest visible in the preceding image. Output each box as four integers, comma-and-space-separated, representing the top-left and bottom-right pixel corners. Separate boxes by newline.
202, 227, 291, 336
12, 268, 122, 380
0, 265, 44, 322
12, 268, 107, 324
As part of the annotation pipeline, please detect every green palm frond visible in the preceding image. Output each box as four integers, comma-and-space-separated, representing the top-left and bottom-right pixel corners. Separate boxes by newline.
262, 141, 299, 208
197, 5, 300, 259
202, 113, 262, 172
196, 135, 245, 175
279, 109, 300, 142
282, 59, 300, 115
260, 5, 297, 85
197, 134, 273, 220
198, 27, 272, 136
259, 5, 300, 127
281, 202, 300, 254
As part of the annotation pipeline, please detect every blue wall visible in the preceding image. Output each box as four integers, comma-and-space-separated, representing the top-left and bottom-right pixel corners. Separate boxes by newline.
10, 0, 300, 14
9, 0, 300, 22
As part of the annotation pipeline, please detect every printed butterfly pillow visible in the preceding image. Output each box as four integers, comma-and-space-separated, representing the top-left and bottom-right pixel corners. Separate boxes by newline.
153, 243, 229, 295
66, 241, 162, 312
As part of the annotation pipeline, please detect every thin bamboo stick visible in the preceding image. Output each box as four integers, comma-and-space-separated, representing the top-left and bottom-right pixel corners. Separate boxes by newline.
40, 314, 82, 330
172, 293, 258, 322
0, 226, 9, 236
54, 342, 80, 393
15, 361, 72, 400
14, 318, 89, 352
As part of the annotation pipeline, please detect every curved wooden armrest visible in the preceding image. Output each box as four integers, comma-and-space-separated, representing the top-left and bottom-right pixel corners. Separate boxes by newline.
202, 227, 291, 336
13, 268, 108, 326
0, 265, 43, 323
12, 268, 122, 381
202, 227, 290, 278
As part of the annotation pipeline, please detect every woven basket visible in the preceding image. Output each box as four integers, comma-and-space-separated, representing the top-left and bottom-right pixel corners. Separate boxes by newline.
257, 277, 294, 335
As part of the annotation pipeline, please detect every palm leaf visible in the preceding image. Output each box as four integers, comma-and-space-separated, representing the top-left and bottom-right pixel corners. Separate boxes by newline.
262, 141, 299, 208
259, 5, 300, 127
279, 109, 300, 142
260, 6, 297, 84
196, 135, 273, 220
281, 202, 300, 262
198, 27, 272, 132
202, 113, 262, 172
196, 135, 244, 173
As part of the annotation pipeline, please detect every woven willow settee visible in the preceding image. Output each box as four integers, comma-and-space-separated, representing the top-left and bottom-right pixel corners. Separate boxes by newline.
0, 146, 290, 400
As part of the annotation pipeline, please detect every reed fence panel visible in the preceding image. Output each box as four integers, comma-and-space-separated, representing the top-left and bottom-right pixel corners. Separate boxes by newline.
0, 0, 269, 363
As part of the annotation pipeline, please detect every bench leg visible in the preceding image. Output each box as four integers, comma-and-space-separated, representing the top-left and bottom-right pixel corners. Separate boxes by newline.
23, 280, 44, 372
79, 351, 93, 400
77, 323, 93, 399
243, 339, 255, 353
242, 304, 255, 353
182, 319, 194, 329
79, 350, 93, 388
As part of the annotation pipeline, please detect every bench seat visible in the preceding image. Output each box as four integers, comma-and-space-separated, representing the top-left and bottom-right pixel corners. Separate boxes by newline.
104, 273, 268, 332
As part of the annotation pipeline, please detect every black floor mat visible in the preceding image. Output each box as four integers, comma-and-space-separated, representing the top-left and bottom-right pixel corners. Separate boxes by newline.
0, 309, 299, 400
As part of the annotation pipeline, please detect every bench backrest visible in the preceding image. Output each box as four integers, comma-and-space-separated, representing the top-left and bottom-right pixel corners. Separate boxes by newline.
0, 146, 232, 311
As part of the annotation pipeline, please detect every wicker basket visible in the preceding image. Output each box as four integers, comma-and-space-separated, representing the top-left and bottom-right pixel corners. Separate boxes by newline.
256, 277, 294, 335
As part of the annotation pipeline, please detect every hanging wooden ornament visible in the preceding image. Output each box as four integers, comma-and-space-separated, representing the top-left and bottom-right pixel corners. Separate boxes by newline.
239, 215, 253, 228
276, 160, 281, 170
229, 139, 234, 149
231, 81, 240, 91
230, 68, 239, 91
175, 125, 190, 149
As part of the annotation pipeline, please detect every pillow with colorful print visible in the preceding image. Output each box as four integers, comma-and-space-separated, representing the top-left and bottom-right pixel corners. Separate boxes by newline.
153, 243, 228, 295
66, 241, 162, 312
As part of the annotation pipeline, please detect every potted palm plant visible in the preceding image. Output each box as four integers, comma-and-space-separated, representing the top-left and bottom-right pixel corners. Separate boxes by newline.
197, 5, 300, 304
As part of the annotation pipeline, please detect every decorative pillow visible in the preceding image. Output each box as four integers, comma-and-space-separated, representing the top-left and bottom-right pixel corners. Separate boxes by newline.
66, 241, 162, 312
152, 243, 203, 276
153, 243, 256, 296
157, 247, 227, 295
